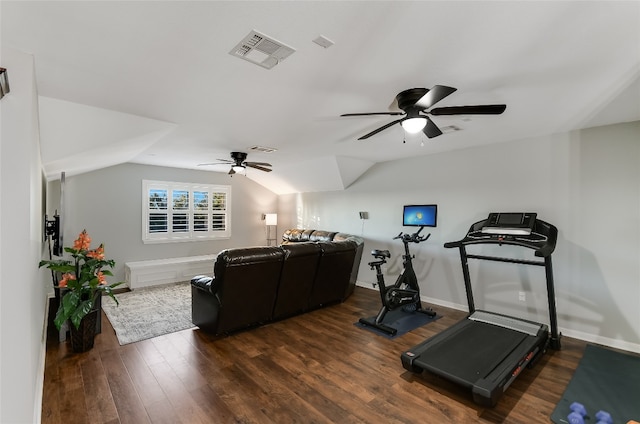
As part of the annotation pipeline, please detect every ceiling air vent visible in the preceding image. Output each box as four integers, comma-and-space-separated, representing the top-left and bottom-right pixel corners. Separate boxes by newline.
230, 30, 295, 70
249, 145, 277, 153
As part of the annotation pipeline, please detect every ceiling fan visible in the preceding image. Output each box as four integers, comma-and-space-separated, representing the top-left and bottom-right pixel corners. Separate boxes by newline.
199, 151, 272, 175
341, 85, 506, 140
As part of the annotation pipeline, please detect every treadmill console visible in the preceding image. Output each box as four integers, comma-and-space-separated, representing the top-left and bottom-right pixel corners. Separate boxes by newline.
447, 213, 557, 257
481, 212, 537, 236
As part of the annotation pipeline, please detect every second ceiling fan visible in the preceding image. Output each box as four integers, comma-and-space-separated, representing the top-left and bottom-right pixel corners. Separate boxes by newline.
199, 151, 272, 175
341, 85, 506, 140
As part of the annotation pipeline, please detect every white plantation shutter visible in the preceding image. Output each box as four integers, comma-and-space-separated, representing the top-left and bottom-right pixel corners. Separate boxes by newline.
142, 180, 231, 243
193, 190, 209, 232
148, 187, 168, 233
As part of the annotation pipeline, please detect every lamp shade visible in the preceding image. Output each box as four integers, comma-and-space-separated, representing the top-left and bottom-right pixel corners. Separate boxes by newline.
265, 213, 278, 226
401, 117, 427, 134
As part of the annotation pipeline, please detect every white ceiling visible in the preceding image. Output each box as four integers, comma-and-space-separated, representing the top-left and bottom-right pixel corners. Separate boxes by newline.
2, 1, 639, 194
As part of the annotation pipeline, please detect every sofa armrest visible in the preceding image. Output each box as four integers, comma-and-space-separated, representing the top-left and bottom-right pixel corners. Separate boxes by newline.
190, 275, 214, 293
191, 278, 221, 334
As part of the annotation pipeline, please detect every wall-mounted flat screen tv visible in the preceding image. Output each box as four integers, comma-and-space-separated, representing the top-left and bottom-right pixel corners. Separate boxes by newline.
403, 204, 437, 227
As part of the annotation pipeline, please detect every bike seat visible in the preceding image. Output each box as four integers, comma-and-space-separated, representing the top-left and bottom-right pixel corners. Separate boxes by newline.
371, 249, 391, 259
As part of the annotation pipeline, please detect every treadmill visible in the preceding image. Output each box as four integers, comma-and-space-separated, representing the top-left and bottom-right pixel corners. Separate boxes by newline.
401, 212, 561, 407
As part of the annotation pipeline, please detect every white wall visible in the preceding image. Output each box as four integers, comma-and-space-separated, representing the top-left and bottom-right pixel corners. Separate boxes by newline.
57, 163, 279, 284
0, 47, 49, 423
279, 121, 640, 353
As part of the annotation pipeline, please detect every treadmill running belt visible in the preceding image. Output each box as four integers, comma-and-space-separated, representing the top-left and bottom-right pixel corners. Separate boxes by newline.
418, 321, 528, 386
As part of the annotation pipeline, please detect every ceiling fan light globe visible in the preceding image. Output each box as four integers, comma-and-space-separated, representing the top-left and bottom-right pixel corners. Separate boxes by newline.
232, 165, 245, 173
401, 117, 427, 134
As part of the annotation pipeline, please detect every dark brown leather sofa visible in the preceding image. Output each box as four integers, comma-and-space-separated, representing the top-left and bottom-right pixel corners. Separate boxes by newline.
191, 229, 364, 335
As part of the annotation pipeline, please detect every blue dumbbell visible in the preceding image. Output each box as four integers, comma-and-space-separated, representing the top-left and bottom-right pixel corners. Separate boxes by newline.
595, 410, 613, 424
568, 402, 587, 424
568, 412, 585, 424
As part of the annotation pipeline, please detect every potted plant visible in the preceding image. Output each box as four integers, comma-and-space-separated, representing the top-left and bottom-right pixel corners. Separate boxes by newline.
39, 229, 123, 352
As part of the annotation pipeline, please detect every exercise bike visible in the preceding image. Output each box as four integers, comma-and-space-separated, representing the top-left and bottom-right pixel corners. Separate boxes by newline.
359, 226, 436, 336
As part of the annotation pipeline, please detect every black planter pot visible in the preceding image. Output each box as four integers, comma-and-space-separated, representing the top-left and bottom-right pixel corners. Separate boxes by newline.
56, 289, 102, 338
69, 308, 99, 352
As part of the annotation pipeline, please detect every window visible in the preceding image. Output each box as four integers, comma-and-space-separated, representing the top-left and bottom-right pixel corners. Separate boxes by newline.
142, 180, 231, 243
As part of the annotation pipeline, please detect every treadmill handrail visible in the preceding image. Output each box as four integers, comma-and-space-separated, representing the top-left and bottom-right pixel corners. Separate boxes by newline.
444, 218, 557, 257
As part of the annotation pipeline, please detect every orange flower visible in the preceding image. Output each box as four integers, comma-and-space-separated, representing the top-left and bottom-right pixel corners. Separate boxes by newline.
73, 230, 91, 250
87, 244, 105, 260
97, 271, 107, 285
59, 272, 76, 288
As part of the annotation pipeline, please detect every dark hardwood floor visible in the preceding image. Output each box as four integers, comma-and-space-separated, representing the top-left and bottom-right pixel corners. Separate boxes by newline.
42, 287, 587, 423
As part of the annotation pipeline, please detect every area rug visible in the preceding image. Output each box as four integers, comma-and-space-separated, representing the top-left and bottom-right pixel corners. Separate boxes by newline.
102, 282, 195, 345
550, 344, 640, 423
354, 308, 441, 339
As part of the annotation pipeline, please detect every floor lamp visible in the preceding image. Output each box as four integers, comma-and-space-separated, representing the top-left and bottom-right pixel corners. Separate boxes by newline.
265, 213, 277, 246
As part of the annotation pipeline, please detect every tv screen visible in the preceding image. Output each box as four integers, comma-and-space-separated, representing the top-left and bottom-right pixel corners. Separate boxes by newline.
403, 204, 437, 227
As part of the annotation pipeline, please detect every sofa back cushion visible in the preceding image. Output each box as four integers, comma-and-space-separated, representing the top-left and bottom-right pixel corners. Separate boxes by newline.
213, 246, 284, 333
282, 228, 328, 244
308, 240, 358, 309
309, 230, 337, 242
333, 232, 362, 243
273, 242, 322, 320
282, 228, 309, 243
333, 233, 365, 296
281, 229, 365, 300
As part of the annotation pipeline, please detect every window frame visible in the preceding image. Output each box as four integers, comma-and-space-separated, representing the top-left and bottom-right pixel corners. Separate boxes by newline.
142, 180, 231, 244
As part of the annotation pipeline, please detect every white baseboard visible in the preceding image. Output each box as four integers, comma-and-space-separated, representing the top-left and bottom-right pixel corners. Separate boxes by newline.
355, 281, 375, 289
421, 296, 468, 312
34, 295, 51, 424
557, 328, 640, 354
125, 254, 217, 289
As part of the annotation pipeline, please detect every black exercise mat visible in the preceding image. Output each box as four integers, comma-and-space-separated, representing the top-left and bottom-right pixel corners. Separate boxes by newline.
354, 308, 441, 339
551, 344, 640, 424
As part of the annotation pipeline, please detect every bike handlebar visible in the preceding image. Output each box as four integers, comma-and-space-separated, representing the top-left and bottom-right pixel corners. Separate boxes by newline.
393, 226, 431, 244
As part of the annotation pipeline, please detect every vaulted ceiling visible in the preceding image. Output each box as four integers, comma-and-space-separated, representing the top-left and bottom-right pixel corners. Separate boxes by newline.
2, 1, 639, 194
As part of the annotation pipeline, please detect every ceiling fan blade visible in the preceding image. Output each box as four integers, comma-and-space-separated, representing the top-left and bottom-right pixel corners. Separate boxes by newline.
341, 112, 404, 117
198, 157, 234, 166
244, 161, 272, 167
357, 118, 404, 140
198, 162, 228, 166
228, 168, 236, 175
430, 104, 507, 115
415, 85, 457, 109
247, 163, 272, 172
423, 117, 443, 138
